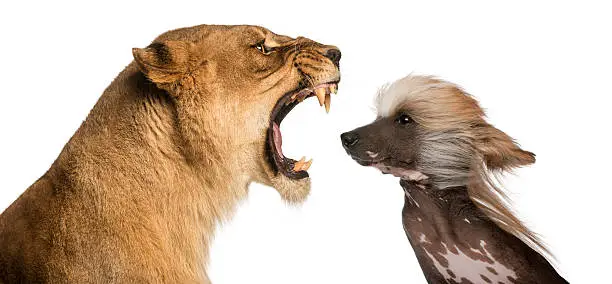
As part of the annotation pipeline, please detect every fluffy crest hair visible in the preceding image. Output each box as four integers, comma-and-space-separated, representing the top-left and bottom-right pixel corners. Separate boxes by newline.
375, 74, 550, 259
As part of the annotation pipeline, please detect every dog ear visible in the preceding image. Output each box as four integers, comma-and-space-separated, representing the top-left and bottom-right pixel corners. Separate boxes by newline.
475, 123, 535, 170
132, 41, 191, 84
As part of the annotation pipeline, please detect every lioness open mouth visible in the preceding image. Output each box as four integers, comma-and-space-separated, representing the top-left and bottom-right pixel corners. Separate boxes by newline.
267, 82, 339, 180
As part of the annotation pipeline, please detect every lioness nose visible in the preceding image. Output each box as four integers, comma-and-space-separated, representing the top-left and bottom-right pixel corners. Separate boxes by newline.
341, 132, 359, 148
325, 48, 341, 67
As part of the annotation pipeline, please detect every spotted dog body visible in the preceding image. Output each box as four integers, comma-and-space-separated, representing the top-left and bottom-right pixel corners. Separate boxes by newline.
401, 180, 565, 284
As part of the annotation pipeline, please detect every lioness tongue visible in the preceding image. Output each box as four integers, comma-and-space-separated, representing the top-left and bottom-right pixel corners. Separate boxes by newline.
273, 122, 283, 158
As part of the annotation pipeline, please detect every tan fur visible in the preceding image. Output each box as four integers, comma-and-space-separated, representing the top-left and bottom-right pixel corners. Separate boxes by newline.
376, 75, 550, 259
0, 25, 339, 283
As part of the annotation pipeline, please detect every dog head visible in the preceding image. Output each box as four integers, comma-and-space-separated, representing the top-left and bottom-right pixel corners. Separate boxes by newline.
133, 25, 341, 203
341, 75, 534, 188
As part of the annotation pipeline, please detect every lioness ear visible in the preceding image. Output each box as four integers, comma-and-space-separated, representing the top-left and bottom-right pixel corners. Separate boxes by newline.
475, 122, 535, 170
132, 41, 191, 84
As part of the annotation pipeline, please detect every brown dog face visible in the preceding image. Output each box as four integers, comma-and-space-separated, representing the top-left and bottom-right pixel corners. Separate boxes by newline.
341, 75, 534, 188
132, 25, 340, 203
341, 113, 425, 181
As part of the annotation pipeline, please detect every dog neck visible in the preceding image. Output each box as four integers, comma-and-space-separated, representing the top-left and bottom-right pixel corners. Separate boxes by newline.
399, 179, 567, 284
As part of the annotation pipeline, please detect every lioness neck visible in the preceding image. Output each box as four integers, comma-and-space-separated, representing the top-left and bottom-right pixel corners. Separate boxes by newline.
74, 63, 251, 240
0, 64, 248, 282
399, 180, 567, 284
69, 63, 249, 216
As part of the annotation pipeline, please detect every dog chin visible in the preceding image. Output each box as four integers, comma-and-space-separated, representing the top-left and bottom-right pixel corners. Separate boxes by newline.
372, 163, 429, 182
270, 174, 311, 204
349, 155, 430, 183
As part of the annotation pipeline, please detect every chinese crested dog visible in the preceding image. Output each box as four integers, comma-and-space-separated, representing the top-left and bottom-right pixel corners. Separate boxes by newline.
341, 75, 568, 284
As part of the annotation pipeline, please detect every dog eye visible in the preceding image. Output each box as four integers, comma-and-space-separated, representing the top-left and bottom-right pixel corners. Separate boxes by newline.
396, 114, 413, 125
255, 42, 272, 55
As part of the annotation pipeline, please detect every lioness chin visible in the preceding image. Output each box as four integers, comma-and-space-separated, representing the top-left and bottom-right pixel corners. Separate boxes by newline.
0, 25, 340, 283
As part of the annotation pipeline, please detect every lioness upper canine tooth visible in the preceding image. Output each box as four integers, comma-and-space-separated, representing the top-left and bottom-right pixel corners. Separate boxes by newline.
324, 93, 331, 113
315, 88, 326, 106
330, 84, 337, 94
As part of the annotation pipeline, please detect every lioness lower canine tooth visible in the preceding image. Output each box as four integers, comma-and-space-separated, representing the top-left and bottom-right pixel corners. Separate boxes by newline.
302, 159, 313, 171
293, 157, 306, 172
293, 162, 302, 172
324, 93, 331, 113
315, 88, 326, 106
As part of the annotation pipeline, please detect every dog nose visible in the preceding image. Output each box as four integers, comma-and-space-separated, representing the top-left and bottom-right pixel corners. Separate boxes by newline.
341, 132, 359, 148
325, 48, 341, 67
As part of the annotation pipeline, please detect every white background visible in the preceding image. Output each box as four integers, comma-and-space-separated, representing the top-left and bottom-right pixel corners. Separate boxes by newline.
1, 1, 610, 283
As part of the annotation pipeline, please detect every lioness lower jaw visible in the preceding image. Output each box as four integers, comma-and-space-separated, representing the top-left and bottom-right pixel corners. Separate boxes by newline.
267, 82, 339, 181
270, 175, 312, 204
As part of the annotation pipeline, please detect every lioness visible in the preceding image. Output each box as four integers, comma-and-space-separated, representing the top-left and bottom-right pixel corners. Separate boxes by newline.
0, 25, 340, 283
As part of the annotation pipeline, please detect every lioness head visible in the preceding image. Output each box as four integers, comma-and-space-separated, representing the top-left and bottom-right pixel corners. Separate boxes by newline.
132, 25, 340, 203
